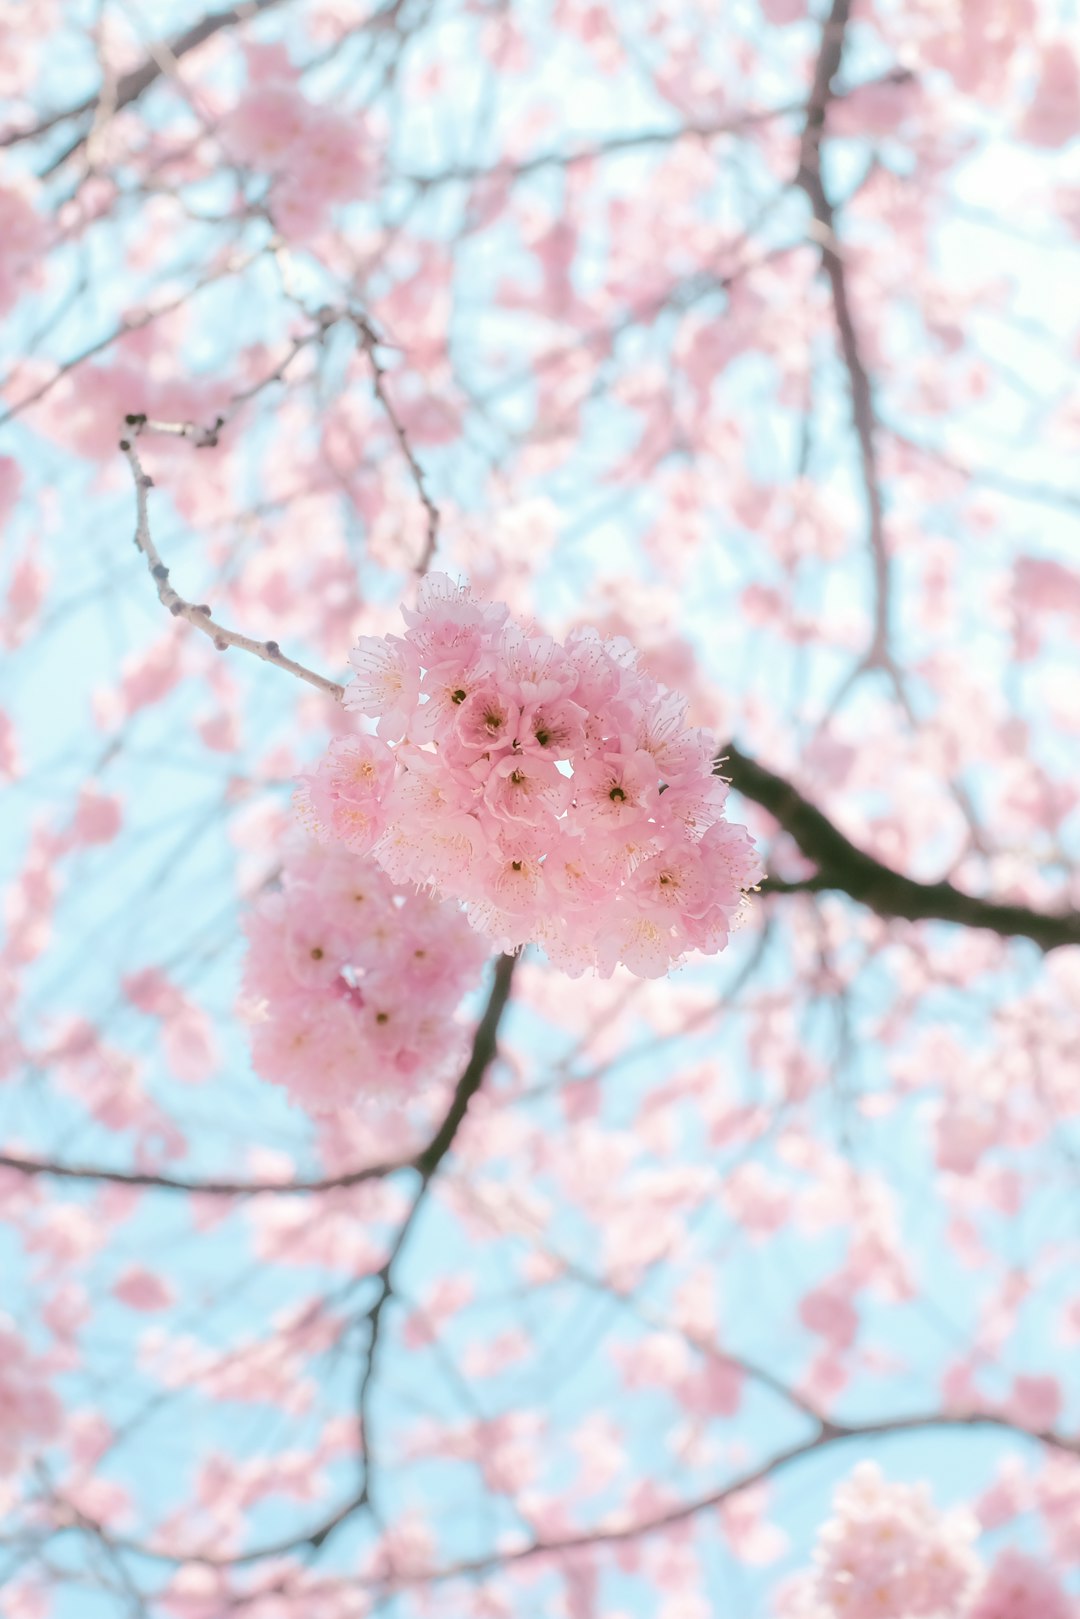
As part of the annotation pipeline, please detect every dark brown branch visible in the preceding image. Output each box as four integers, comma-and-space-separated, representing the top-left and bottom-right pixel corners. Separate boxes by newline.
414, 951, 517, 1179
723, 744, 1080, 952
362, 1411, 1080, 1586
355, 1409, 1080, 1587
0, 0, 291, 160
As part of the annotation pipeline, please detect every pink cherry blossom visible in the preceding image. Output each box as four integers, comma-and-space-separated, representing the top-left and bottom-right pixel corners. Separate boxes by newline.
242, 837, 491, 1112
804, 1463, 981, 1618
327, 574, 760, 976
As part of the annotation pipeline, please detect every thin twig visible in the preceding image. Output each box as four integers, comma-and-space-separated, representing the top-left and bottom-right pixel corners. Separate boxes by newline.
0, 249, 260, 431
346, 312, 441, 575
120, 427, 345, 700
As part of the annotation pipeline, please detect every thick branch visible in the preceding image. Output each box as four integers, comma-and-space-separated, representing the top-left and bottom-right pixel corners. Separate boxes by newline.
414, 951, 517, 1179
723, 744, 1080, 952
112, 461, 1077, 956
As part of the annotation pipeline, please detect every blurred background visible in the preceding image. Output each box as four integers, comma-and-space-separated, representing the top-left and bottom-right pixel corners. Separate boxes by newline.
1, 0, 1080, 1612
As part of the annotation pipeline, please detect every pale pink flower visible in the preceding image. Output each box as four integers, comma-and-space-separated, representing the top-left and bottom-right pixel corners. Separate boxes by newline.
482, 752, 571, 823
0, 183, 47, 316
518, 696, 587, 759
498, 621, 576, 702
300, 733, 396, 853
0, 1314, 62, 1474
345, 634, 421, 742
114, 1268, 175, 1311
454, 680, 521, 753
224, 83, 311, 170
572, 749, 660, 827
1006, 1373, 1063, 1431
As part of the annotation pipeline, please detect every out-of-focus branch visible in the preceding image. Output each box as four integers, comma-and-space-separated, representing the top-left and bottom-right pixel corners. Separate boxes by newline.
64, 955, 518, 1570
0, 0, 292, 159
0, 250, 261, 431
88, 1402, 1080, 1583
0, 957, 517, 1199
399, 71, 912, 191
723, 744, 1080, 952
342, 312, 441, 575
348, 1408, 1080, 1588
120, 429, 346, 700
795, 0, 892, 666
0, 1152, 405, 1196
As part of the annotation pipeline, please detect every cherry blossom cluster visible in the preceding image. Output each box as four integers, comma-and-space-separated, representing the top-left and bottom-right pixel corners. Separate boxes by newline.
787, 1463, 1075, 1619
803, 1463, 980, 1617
305, 574, 760, 978
223, 46, 374, 240
242, 839, 491, 1114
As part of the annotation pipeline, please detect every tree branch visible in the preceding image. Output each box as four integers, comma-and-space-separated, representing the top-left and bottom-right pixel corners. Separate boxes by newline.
329, 951, 519, 1540
723, 744, 1080, 952
90, 1404, 1079, 1579
0, 957, 518, 1199
0, 0, 291, 159
0, 1152, 405, 1197
351, 1408, 1080, 1587
120, 429, 346, 701
75, 955, 517, 1569
343, 312, 441, 576
794, 0, 891, 665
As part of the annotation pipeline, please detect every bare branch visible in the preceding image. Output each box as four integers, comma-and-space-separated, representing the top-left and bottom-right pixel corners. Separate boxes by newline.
120, 428, 346, 700
87, 1404, 1079, 1579
67, 955, 519, 1569
345, 313, 441, 576
352, 1408, 1080, 1586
